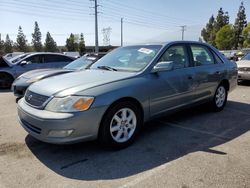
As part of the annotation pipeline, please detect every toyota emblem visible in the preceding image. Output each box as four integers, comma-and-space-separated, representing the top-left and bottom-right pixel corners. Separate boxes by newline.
28, 95, 33, 101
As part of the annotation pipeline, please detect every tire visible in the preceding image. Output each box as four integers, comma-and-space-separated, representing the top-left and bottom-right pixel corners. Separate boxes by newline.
99, 101, 143, 149
0, 73, 14, 89
211, 84, 228, 112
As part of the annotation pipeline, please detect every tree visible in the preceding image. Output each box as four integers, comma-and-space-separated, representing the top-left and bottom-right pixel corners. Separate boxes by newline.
4, 34, 13, 53
16, 26, 27, 52
0, 34, 4, 55
201, 15, 216, 46
79, 33, 85, 55
243, 22, 250, 48
201, 7, 229, 47
234, 1, 247, 49
215, 25, 234, 50
214, 8, 229, 32
65, 33, 78, 51
32, 21, 43, 52
44, 32, 58, 52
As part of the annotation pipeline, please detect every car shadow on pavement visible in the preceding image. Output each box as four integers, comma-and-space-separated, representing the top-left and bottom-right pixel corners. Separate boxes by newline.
0, 89, 11, 93
25, 100, 250, 180
238, 80, 250, 86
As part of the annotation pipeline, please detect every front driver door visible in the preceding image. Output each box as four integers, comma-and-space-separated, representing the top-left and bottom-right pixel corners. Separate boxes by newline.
150, 44, 196, 117
14, 55, 44, 77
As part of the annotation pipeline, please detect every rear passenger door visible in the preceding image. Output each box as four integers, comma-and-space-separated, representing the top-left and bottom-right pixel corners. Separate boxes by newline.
44, 55, 73, 69
190, 44, 225, 101
150, 44, 196, 116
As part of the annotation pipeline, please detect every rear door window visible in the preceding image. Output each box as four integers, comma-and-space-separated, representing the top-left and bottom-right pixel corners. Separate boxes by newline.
191, 45, 215, 66
44, 55, 73, 63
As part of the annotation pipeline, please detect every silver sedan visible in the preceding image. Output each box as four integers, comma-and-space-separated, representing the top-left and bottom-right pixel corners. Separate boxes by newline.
17, 41, 238, 148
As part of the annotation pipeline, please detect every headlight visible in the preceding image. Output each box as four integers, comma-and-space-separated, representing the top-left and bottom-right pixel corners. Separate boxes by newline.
45, 96, 94, 112
26, 76, 44, 83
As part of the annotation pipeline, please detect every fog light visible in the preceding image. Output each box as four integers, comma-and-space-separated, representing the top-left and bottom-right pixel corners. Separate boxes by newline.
48, 130, 74, 138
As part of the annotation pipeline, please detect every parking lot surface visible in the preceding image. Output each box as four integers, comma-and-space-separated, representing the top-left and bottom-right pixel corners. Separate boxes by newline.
0, 83, 250, 188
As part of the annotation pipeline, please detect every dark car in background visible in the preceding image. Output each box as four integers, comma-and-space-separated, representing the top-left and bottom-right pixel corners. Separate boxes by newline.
12, 55, 104, 99
0, 52, 75, 89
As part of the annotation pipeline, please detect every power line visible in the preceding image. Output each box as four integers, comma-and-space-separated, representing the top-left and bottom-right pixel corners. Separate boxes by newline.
104, 0, 198, 23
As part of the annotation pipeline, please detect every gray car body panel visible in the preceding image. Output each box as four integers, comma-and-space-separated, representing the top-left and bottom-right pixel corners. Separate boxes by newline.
17, 41, 238, 144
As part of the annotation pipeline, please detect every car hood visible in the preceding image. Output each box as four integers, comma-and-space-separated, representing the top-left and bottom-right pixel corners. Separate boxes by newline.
29, 69, 137, 97
236, 60, 250, 68
21, 68, 72, 79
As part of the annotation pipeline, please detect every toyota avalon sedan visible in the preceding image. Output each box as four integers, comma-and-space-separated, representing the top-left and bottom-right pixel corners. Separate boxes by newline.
17, 41, 238, 148
12, 55, 102, 99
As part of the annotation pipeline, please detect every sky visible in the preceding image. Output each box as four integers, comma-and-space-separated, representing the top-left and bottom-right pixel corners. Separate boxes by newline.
0, 0, 249, 46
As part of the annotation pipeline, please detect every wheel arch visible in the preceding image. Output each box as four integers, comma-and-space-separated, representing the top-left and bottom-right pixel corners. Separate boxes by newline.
0, 71, 15, 80
220, 79, 230, 91
98, 97, 144, 136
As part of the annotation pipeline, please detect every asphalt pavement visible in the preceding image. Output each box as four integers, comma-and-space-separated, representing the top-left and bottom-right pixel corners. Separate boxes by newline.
0, 83, 250, 188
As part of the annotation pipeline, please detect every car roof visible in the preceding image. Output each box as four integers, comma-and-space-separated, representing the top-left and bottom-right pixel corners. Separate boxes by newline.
123, 41, 212, 48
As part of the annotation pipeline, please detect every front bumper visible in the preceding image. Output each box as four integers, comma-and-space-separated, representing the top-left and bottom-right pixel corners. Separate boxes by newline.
17, 98, 107, 144
238, 71, 250, 81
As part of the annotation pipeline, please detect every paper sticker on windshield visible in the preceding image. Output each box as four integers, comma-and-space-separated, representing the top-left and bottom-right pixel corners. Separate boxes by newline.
138, 48, 153, 54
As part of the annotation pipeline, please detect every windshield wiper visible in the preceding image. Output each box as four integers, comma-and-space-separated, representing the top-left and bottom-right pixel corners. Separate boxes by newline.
97, 66, 117, 71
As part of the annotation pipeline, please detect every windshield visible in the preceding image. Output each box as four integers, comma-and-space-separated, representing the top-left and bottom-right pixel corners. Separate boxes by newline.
9, 54, 29, 64
64, 56, 96, 70
242, 53, 250, 61
90, 45, 162, 72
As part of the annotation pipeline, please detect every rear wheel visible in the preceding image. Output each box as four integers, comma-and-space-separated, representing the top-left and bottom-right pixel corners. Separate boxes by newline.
211, 84, 228, 112
99, 101, 143, 149
0, 73, 14, 89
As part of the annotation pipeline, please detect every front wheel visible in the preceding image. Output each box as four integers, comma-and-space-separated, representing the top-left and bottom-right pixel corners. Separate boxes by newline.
99, 101, 143, 149
211, 84, 228, 112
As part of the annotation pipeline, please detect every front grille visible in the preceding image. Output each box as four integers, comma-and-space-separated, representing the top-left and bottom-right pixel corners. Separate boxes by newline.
21, 119, 42, 134
238, 67, 250, 72
25, 90, 50, 108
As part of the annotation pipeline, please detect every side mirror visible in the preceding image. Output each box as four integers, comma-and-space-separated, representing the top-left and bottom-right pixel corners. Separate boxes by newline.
152, 61, 174, 73
20, 61, 27, 66
20, 61, 32, 66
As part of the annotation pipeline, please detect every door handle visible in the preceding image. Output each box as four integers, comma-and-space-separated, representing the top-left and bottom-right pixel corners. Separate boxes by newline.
188, 75, 193, 80
215, 71, 221, 75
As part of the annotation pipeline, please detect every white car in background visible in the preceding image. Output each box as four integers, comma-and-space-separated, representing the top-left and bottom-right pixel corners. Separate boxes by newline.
63, 51, 80, 58
237, 53, 250, 81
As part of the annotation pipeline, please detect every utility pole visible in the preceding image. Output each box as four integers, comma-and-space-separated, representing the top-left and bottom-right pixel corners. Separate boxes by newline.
180, 25, 186, 40
90, 0, 99, 53
121, 18, 123, 46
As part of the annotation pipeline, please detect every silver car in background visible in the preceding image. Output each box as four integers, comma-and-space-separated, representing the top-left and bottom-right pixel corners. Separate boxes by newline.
237, 53, 250, 81
17, 41, 237, 148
